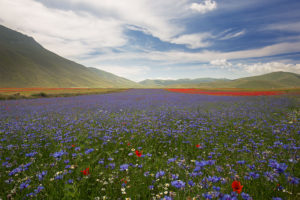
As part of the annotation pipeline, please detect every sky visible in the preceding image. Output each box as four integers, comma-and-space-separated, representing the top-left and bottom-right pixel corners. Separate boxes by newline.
0, 0, 300, 81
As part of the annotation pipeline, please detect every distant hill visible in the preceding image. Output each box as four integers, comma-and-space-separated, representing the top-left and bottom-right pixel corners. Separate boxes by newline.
139, 78, 230, 88
0, 25, 140, 88
139, 72, 300, 89
197, 71, 300, 89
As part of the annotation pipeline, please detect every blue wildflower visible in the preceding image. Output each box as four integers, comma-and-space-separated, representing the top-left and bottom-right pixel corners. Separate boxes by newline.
68, 179, 74, 184
52, 151, 66, 159
237, 160, 245, 165
167, 157, 177, 164
108, 163, 115, 169
34, 185, 44, 193
171, 174, 178, 180
20, 182, 29, 190
120, 164, 129, 171
188, 180, 195, 187
144, 171, 150, 177
171, 180, 185, 189
37, 171, 47, 181
156, 170, 165, 178
202, 193, 212, 199
98, 160, 104, 164
25, 151, 37, 157
149, 185, 154, 190
85, 148, 94, 154
241, 192, 252, 200
161, 196, 172, 200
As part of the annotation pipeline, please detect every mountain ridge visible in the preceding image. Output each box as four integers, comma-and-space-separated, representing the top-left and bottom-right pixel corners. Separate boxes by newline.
0, 24, 140, 88
138, 71, 300, 89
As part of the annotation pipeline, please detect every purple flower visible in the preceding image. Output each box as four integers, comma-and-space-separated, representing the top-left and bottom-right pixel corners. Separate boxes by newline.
108, 163, 115, 169
37, 171, 47, 181
171, 174, 179, 180
171, 180, 185, 189
34, 185, 44, 193
213, 186, 220, 191
55, 174, 63, 180
188, 180, 195, 187
221, 194, 232, 200
25, 151, 37, 157
98, 160, 104, 164
241, 192, 252, 200
167, 157, 177, 164
155, 170, 165, 178
149, 185, 154, 190
20, 182, 29, 190
85, 148, 94, 154
202, 193, 212, 199
120, 164, 129, 171
52, 151, 66, 159
75, 147, 80, 151
144, 171, 150, 177
288, 177, 299, 185
161, 196, 172, 200
237, 160, 245, 165
68, 179, 74, 184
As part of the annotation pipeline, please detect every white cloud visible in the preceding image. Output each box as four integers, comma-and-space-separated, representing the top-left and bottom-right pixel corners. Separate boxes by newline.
190, 0, 217, 14
219, 30, 245, 40
265, 22, 300, 33
170, 33, 212, 48
210, 60, 300, 74
85, 41, 300, 65
0, 0, 126, 58
146, 77, 176, 80
93, 65, 150, 81
0, 0, 219, 56
210, 59, 233, 69
243, 62, 300, 74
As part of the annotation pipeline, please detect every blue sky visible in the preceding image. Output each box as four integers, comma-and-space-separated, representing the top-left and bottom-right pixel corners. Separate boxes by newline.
0, 0, 300, 81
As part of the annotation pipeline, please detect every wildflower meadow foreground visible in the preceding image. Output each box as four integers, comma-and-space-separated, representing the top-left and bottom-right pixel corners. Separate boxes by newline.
0, 89, 299, 200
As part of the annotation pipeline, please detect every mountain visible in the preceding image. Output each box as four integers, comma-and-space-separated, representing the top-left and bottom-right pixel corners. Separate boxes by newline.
0, 24, 140, 88
138, 72, 300, 89
197, 71, 300, 89
139, 78, 230, 88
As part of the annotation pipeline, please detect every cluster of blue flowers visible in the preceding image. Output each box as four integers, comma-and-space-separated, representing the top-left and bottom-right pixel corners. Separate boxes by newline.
0, 89, 299, 199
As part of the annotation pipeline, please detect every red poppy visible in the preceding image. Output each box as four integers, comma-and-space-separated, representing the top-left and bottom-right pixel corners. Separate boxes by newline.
196, 144, 201, 148
135, 150, 142, 157
121, 178, 127, 184
232, 180, 243, 194
71, 144, 75, 148
127, 142, 131, 146
81, 167, 90, 176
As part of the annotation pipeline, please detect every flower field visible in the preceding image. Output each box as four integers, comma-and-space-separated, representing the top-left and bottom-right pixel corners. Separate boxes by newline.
0, 89, 299, 200
166, 89, 285, 96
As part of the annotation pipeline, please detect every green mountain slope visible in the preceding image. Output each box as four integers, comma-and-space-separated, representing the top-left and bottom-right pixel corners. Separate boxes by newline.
138, 72, 300, 89
0, 25, 139, 88
197, 71, 300, 89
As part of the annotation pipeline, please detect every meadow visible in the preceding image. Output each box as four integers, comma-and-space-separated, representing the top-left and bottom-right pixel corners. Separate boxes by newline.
0, 89, 299, 200
0, 88, 127, 100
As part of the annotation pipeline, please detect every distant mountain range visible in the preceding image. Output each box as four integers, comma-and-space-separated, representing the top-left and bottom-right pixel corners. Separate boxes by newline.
141, 71, 300, 89
0, 24, 299, 89
0, 25, 139, 88
139, 78, 230, 87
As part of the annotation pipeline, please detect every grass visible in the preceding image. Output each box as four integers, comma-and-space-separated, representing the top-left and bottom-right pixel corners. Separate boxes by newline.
0, 89, 299, 200
0, 88, 128, 100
